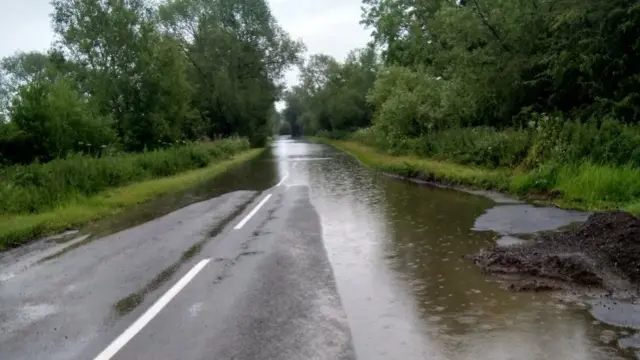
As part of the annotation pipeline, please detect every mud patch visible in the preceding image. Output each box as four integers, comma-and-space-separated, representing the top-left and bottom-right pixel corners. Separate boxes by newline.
468, 211, 640, 293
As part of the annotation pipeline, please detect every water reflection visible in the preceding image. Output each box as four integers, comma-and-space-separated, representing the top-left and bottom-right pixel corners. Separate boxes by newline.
272, 138, 633, 360
84, 150, 279, 237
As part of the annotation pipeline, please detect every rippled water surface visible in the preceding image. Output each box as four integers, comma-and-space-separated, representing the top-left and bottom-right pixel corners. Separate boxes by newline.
271, 138, 636, 360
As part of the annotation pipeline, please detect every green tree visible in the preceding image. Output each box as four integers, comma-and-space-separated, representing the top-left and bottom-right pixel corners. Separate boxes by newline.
10, 78, 116, 160
283, 47, 379, 135
159, 0, 304, 146
52, 0, 198, 150
0, 52, 51, 120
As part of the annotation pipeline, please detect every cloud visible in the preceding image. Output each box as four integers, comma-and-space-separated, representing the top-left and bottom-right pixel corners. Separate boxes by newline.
270, 0, 370, 60
0, 0, 55, 58
268, 0, 370, 101
0, 0, 370, 88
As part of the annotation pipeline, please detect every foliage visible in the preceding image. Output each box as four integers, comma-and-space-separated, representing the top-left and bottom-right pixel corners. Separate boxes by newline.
0, 0, 302, 164
0, 148, 263, 249
360, 0, 640, 126
9, 78, 116, 161
159, 0, 304, 146
278, 121, 291, 136
319, 137, 640, 215
0, 138, 249, 215
282, 47, 379, 135
522, 115, 640, 168
286, 0, 640, 184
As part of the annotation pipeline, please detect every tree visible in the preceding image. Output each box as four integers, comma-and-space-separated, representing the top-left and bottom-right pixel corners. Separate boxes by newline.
52, 0, 202, 150
159, 0, 304, 146
10, 78, 116, 160
282, 47, 379, 135
0, 52, 51, 120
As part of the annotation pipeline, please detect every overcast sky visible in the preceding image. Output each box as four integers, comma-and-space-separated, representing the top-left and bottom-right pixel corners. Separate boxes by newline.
0, 0, 371, 88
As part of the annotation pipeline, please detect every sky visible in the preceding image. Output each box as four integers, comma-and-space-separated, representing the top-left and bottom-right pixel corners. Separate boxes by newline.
0, 0, 371, 89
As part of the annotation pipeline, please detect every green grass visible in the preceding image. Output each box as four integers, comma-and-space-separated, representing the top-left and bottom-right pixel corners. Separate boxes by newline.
314, 137, 640, 214
507, 162, 640, 210
315, 138, 510, 189
0, 138, 250, 215
0, 149, 263, 249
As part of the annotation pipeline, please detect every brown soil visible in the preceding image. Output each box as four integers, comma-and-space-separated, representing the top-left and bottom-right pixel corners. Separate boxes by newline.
468, 211, 640, 292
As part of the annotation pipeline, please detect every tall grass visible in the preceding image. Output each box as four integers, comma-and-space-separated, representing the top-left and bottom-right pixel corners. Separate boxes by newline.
352, 126, 532, 168
0, 138, 250, 215
323, 119, 640, 213
511, 163, 640, 210
352, 118, 640, 169
0, 148, 263, 249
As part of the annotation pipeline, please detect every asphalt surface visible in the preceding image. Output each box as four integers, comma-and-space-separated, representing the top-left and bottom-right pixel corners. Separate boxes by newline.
1, 138, 634, 360
0, 176, 354, 360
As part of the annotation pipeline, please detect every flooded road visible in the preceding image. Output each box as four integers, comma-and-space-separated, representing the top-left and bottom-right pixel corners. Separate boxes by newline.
1, 137, 637, 360
272, 138, 635, 360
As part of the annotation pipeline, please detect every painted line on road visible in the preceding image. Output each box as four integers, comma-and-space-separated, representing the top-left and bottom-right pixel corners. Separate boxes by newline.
276, 174, 289, 187
233, 194, 272, 230
93, 259, 211, 360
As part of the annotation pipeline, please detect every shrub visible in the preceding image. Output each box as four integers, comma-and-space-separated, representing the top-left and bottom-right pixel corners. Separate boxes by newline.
315, 130, 350, 140
408, 127, 533, 168
0, 138, 250, 214
524, 115, 640, 168
8, 79, 117, 162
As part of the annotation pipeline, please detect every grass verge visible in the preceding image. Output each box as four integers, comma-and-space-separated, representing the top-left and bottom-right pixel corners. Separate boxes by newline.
313, 137, 640, 214
0, 149, 263, 249
0, 138, 251, 214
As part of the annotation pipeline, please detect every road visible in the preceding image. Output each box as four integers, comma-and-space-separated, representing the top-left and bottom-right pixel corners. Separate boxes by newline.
0, 138, 634, 360
0, 156, 353, 358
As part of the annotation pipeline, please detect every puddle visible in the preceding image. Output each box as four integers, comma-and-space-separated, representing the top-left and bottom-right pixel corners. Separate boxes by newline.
496, 236, 530, 247
473, 204, 589, 235
276, 138, 633, 359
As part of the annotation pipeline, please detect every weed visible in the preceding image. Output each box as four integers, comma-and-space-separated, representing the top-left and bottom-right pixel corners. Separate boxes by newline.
0, 138, 250, 215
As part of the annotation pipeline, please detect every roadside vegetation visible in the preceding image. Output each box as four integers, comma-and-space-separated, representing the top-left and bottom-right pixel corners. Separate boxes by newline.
0, 147, 263, 250
284, 0, 640, 213
0, 138, 250, 215
0, 0, 303, 247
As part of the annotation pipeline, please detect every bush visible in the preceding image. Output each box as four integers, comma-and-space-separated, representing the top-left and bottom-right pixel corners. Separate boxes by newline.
524, 115, 640, 168
352, 126, 532, 168
315, 130, 350, 140
409, 127, 533, 168
354, 112, 640, 171
351, 127, 389, 149
367, 67, 447, 143
0, 138, 250, 214
0, 123, 38, 165
9, 79, 117, 162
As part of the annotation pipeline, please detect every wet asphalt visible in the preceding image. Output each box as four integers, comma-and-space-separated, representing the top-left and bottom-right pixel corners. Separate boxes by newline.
0, 186, 353, 359
0, 138, 637, 360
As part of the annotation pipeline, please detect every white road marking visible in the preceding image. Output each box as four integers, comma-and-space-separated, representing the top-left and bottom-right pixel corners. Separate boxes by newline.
276, 174, 289, 187
93, 259, 211, 360
289, 158, 332, 161
233, 194, 272, 230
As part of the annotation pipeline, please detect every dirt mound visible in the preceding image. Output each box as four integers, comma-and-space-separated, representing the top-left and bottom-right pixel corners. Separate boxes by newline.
468, 211, 640, 291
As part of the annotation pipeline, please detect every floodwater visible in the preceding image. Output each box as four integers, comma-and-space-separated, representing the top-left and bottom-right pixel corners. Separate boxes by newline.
270, 138, 637, 360
82, 149, 279, 237
44, 137, 637, 359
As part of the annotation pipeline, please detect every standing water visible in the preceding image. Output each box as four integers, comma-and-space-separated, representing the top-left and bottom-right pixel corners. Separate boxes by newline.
272, 138, 634, 360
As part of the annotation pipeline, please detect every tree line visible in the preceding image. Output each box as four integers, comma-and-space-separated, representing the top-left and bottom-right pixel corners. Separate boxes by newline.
284, 0, 640, 164
0, 0, 303, 164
